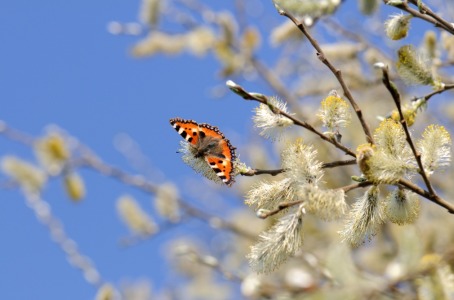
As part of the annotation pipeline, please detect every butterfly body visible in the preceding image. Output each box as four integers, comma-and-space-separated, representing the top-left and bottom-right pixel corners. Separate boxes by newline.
170, 118, 236, 186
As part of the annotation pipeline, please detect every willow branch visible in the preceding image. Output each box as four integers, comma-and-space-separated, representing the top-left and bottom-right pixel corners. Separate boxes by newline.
398, 179, 454, 213
227, 81, 356, 157
278, 10, 375, 145
414, 83, 454, 103
341, 181, 373, 193
384, 0, 454, 35
322, 159, 357, 168
408, 0, 454, 34
78, 155, 258, 240
258, 200, 304, 219
381, 66, 437, 197
241, 168, 285, 176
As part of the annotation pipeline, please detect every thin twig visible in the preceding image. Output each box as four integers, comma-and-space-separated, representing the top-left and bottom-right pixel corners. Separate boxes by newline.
341, 181, 373, 193
240, 159, 356, 177
0, 121, 34, 146
278, 10, 375, 145
398, 179, 454, 213
381, 67, 454, 214
258, 200, 304, 219
408, 0, 454, 34
78, 155, 258, 240
381, 67, 435, 193
189, 251, 244, 282
250, 57, 301, 109
414, 83, 454, 103
322, 159, 357, 168
227, 81, 356, 157
241, 168, 285, 176
384, 0, 454, 35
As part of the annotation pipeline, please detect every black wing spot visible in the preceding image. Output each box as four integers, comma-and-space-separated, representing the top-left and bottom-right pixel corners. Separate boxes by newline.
175, 125, 180, 131
213, 168, 222, 173
218, 160, 223, 164
181, 131, 188, 139
209, 162, 216, 166
188, 137, 193, 143
199, 131, 206, 138
192, 132, 197, 136
219, 175, 227, 180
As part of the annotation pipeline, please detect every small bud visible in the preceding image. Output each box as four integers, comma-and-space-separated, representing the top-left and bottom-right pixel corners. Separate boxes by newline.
385, 14, 412, 40
1, 156, 47, 194
226, 80, 238, 89
34, 132, 70, 175
257, 208, 271, 219
386, 0, 405, 5
64, 172, 86, 202
202, 255, 219, 267
423, 31, 438, 60
117, 195, 157, 236
273, 0, 342, 19
359, 0, 380, 15
154, 182, 180, 222
356, 143, 375, 176
95, 283, 117, 300
140, 0, 161, 26
374, 62, 386, 69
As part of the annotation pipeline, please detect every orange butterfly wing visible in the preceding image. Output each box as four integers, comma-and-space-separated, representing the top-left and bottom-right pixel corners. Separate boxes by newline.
170, 118, 236, 186
198, 123, 236, 186
170, 118, 201, 145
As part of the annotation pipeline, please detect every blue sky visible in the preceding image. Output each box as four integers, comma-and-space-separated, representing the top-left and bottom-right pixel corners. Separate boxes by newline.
0, 1, 257, 298
0, 0, 439, 299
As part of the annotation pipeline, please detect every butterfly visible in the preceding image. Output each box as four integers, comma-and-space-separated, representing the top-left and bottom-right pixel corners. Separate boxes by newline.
170, 118, 236, 186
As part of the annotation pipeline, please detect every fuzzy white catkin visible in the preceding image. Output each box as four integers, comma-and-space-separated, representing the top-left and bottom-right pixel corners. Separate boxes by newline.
252, 96, 293, 140
248, 206, 304, 273
340, 186, 384, 247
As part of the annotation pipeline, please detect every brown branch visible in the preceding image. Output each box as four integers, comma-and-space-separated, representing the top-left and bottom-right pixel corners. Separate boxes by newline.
398, 179, 454, 213
278, 10, 375, 145
241, 168, 285, 176
258, 200, 304, 219
380, 68, 454, 214
227, 81, 356, 157
250, 57, 301, 109
384, 0, 454, 35
241, 159, 356, 177
78, 155, 258, 239
380, 66, 437, 195
341, 181, 373, 193
414, 83, 454, 103
322, 159, 357, 168
408, 0, 454, 34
